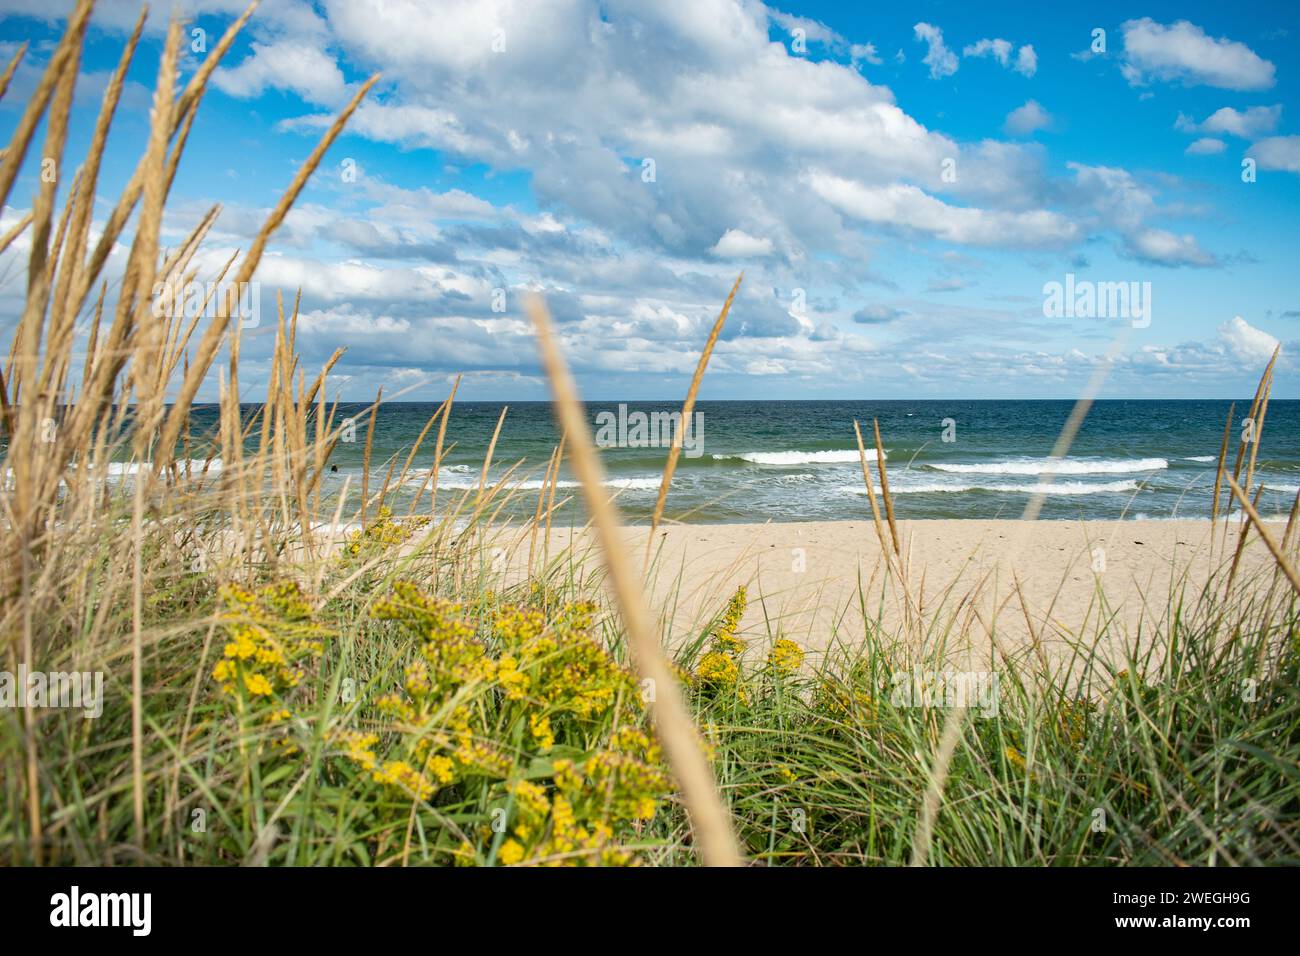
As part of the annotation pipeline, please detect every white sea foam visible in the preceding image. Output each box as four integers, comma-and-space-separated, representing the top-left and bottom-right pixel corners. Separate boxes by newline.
605, 477, 662, 490
715, 449, 882, 466
927, 458, 1166, 476
432, 476, 661, 491
1182, 455, 1217, 463
1262, 482, 1300, 495
95, 458, 222, 476
434, 478, 578, 491
850, 479, 1141, 496
759, 472, 817, 484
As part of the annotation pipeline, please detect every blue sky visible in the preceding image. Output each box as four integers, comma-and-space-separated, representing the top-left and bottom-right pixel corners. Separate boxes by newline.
1, 0, 1298, 400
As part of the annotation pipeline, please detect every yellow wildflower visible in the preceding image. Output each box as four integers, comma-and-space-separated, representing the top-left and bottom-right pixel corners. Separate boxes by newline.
697, 650, 738, 684
498, 839, 526, 865
243, 672, 273, 696
530, 713, 555, 751
372, 760, 435, 801
767, 638, 805, 675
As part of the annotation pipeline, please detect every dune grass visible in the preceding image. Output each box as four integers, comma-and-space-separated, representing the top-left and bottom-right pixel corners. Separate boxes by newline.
1, 3, 1298, 866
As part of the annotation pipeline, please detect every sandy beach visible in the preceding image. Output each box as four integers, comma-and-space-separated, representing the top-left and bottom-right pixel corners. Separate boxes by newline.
536, 518, 1290, 670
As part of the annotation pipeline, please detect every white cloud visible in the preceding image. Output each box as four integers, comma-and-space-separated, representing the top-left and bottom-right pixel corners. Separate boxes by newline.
768, 9, 844, 50
710, 228, 773, 258
1005, 100, 1050, 136
214, 41, 348, 106
1124, 228, 1217, 267
963, 38, 1012, 66
807, 173, 1078, 247
1185, 138, 1226, 156
1178, 104, 1282, 138
963, 38, 1036, 77
1250, 136, 1300, 174
1120, 18, 1276, 90
850, 43, 883, 66
1218, 316, 1279, 362
1014, 45, 1038, 77
913, 22, 958, 79
1, 0, 1258, 400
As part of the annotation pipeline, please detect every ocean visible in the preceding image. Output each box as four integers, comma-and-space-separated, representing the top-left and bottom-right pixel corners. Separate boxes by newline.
192, 399, 1298, 524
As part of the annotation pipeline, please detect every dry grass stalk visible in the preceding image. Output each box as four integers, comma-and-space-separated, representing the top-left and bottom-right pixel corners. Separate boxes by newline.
1225, 474, 1300, 598
530, 444, 561, 572
542, 430, 567, 574
429, 375, 461, 519
130, 15, 185, 851
0, 40, 26, 101
872, 418, 901, 559
1222, 350, 1276, 552
0, 210, 33, 257
1227, 484, 1266, 594
645, 272, 742, 562
1242, 345, 1280, 498
478, 405, 509, 505
361, 387, 381, 529
1210, 403, 1234, 556
852, 419, 892, 562
1282, 490, 1300, 559
909, 703, 968, 866
527, 294, 742, 867
0, 3, 375, 853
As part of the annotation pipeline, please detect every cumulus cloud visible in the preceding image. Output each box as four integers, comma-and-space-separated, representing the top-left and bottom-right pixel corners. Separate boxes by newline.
1250, 136, 1300, 174
1004, 100, 1051, 136
262, 1, 1204, 276
1185, 138, 1226, 156
0, 0, 1254, 400
913, 22, 958, 79
214, 41, 348, 106
710, 229, 773, 258
1014, 45, 1038, 77
1218, 316, 1279, 362
1124, 228, 1218, 268
1120, 18, 1276, 90
807, 173, 1078, 247
1177, 104, 1282, 138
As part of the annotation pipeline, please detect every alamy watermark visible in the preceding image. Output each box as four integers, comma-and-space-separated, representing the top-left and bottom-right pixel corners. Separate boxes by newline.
891, 669, 1000, 718
594, 404, 704, 458
50, 886, 151, 936
151, 278, 261, 328
1042, 273, 1151, 328
1, 666, 103, 718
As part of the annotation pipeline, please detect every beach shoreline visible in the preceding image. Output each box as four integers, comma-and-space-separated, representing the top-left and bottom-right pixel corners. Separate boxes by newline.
532, 517, 1289, 666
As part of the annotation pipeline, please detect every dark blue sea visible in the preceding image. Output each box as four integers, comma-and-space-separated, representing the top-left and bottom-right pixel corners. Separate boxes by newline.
225, 399, 1299, 523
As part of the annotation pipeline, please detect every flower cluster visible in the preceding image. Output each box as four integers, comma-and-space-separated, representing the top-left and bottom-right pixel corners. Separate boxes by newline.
694, 586, 755, 701
210, 581, 332, 753
344, 506, 429, 558
711, 585, 747, 655
463, 726, 671, 867
346, 582, 515, 797
767, 638, 805, 676
331, 581, 663, 865
212, 581, 329, 700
